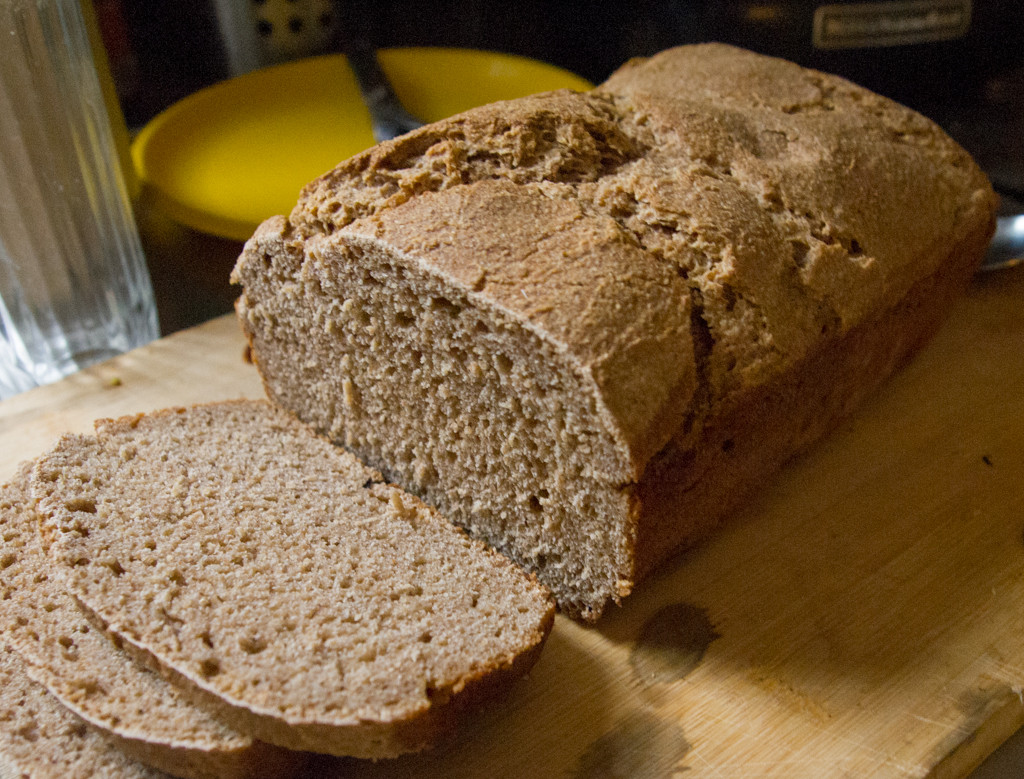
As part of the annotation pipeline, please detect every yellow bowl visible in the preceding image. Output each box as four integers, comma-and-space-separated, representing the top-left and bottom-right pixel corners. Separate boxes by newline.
131, 48, 594, 241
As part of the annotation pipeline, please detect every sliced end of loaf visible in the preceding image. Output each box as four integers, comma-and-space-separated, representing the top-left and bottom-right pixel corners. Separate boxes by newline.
237, 225, 640, 619
30, 400, 555, 758
0, 463, 306, 779
0, 646, 168, 778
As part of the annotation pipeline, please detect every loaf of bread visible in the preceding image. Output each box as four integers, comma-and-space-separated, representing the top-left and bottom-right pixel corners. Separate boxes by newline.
232, 43, 997, 620
0, 463, 302, 779
0, 646, 169, 778
30, 400, 554, 760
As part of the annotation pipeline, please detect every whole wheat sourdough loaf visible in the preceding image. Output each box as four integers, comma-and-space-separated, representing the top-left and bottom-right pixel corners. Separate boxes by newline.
232, 43, 997, 620
30, 400, 554, 760
0, 464, 303, 779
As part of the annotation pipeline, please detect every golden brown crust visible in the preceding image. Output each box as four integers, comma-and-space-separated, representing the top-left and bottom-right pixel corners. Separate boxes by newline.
600, 44, 995, 319
269, 43, 995, 477
630, 205, 995, 580
234, 44, 997, 619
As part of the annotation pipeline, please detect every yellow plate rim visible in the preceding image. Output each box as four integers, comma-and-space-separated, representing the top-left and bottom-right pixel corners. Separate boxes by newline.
131, 47, 594, 241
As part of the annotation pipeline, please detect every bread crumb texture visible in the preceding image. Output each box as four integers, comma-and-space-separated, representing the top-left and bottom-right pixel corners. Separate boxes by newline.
30, 401, 554, 759
233, 44, 996, 618
0, 646, 169, 778
0, 464, 298, 779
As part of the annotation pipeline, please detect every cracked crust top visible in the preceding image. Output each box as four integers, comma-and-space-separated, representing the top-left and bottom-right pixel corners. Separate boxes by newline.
240, 43, 996, 479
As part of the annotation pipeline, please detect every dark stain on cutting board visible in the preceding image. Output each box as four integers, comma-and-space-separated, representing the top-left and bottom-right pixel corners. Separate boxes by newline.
629, 602, 720, 686
924, 684, 1021, 770
574, 709, 690, 779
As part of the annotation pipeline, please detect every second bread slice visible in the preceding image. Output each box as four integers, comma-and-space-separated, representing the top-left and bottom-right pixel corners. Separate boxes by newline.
30, 400, 555, 759
0, 463, 302, 779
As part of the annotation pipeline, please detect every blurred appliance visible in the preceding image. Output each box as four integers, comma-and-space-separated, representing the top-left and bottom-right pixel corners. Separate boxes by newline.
209, 0, 337, 76
635, 0, 1024, 211
92, 0, 340, 127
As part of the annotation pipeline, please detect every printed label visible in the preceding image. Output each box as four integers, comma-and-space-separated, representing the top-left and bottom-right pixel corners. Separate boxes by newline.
813, 0, 972, 49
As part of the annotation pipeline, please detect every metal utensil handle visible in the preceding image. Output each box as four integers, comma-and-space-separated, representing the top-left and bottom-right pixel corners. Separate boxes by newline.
344, 39, 422, 142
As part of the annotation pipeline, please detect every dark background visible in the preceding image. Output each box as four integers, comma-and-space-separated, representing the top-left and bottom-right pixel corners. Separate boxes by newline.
94, 0, 1024, 334
105, 1, 1024, 128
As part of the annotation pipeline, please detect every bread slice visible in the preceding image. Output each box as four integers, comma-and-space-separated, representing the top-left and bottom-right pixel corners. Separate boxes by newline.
0, 645, 170, 778
30, 400, 555, 759
0, 463, 304, 779
232, 43, 997, 620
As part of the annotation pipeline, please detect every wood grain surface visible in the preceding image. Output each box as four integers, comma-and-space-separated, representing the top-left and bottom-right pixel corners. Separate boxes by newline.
1, 266, 1022, 778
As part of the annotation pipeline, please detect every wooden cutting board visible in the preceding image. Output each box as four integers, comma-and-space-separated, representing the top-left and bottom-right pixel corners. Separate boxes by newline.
2, 267, 1023, 778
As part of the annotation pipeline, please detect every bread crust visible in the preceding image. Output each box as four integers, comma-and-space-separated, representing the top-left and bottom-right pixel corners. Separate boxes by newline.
630, 206, 994, 580
234, 44, 997, 619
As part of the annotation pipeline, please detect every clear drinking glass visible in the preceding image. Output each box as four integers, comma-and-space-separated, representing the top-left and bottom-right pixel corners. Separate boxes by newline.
0, 0, 158, 400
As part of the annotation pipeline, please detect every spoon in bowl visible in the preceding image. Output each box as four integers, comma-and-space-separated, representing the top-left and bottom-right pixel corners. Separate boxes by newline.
982, 211, 1024, 271
343, 39, 424, 143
